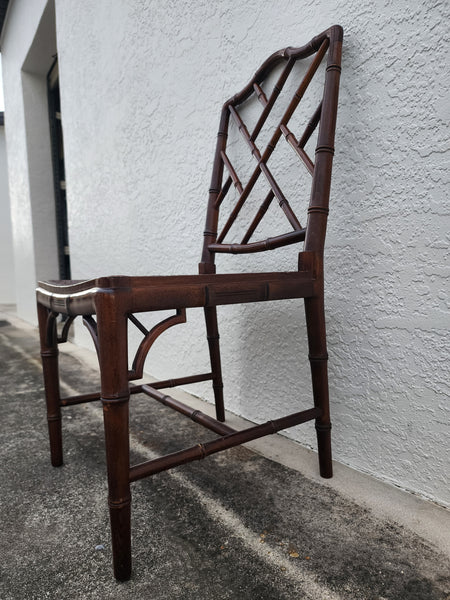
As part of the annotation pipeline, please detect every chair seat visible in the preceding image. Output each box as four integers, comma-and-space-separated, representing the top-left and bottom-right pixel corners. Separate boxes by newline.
37, 271, 316, 315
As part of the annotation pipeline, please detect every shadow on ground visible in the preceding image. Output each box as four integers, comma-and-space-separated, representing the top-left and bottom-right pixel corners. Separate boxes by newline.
0, 317, 449, 599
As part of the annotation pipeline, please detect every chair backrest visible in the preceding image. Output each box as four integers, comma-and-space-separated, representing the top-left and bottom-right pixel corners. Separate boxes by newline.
200, 25, 343, 274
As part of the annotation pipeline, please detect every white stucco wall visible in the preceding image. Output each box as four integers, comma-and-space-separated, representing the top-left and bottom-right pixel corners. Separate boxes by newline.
0, 116, 15, 303
1, 0, 59, 322
2, 0, 449, 506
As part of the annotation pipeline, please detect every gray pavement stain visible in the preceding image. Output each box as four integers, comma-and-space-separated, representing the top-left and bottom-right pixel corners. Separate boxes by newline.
0, 319, 449, 599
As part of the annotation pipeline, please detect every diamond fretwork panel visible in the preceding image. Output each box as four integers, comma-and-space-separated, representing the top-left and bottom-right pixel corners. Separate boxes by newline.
214, 39, 329, 248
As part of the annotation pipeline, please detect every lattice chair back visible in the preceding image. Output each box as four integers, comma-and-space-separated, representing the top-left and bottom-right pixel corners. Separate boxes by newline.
200, 25, 342, 273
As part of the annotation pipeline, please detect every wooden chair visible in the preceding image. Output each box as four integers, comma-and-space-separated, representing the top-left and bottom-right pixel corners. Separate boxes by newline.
36, 25, 343, 581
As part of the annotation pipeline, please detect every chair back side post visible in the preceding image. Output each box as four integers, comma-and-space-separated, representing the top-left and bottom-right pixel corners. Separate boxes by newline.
303, 25, 343, 261
199, 107, 230, 274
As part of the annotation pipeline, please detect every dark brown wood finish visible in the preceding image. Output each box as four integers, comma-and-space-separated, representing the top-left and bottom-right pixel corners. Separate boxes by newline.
36, 25, 343, 580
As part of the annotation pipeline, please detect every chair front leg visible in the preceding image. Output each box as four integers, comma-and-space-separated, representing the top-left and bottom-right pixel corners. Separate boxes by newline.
304, 293, 333, 478
96, 293, 132, 581
102, 397, 131, 581
37, 303, 63, 467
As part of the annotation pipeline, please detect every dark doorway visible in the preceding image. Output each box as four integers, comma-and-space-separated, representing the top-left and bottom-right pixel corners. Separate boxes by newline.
47, 58, 71, 280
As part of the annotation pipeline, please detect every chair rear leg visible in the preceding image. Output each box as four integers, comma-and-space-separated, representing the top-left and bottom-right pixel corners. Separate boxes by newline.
204, 306, 225, 422
37, 303, 63, 467
304, 294, 332, 478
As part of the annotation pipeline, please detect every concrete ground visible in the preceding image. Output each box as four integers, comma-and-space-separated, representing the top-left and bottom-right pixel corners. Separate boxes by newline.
0, 306, 449, 600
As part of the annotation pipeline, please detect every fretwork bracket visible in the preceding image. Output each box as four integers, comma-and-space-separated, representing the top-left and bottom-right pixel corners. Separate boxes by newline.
128, 309, 187, 381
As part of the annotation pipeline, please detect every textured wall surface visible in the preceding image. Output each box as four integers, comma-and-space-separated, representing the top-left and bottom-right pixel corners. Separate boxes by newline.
0, 122, 15, 303
55, 0, 449, 506
3, 0, 448, 505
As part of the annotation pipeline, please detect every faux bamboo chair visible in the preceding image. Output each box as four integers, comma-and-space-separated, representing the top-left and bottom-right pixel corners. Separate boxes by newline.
37, 25, 343, 581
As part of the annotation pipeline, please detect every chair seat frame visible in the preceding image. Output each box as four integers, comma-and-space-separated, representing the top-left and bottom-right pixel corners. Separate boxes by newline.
36, 25, 343, 581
